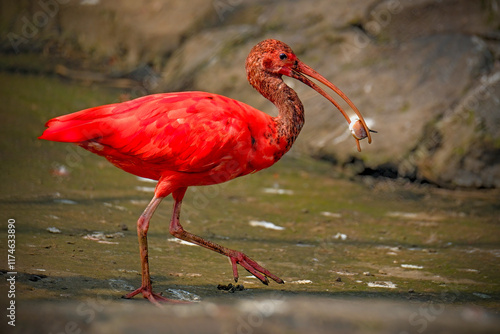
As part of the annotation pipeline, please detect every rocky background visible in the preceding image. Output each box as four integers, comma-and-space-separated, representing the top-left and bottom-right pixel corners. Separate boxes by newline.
1, 0, 499, 188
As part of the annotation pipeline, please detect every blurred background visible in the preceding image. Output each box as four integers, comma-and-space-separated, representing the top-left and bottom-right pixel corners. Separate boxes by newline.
1, 1, 500, 333
1, 0, 499, 188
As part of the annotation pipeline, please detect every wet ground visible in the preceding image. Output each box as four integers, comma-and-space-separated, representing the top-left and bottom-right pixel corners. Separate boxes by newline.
0, 69, 499, 333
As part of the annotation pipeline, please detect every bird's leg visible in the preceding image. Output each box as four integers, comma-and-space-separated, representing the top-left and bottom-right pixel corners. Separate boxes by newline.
123, 196, 184, 305
170, 188, 284, 285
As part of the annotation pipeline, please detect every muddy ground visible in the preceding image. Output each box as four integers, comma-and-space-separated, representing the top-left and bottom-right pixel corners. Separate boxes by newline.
0, 69, 499, 333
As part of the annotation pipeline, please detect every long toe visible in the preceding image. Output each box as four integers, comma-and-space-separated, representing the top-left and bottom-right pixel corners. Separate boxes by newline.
230, 251, 283, 285
123, 286, 190, 305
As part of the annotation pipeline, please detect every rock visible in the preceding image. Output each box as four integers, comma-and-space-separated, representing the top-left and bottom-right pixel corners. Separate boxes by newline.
370, 0, 498, 43
160, 25, 260, 93
46, 227, 62, 234
28, 274, 47, 282
1, 0, 499, 188
295, 0, 499, 188
1, 0, 216, 68
303, 33, 494, 168
415, 71, 500, 188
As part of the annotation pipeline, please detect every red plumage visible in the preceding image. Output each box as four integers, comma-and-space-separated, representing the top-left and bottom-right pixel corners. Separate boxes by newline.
40, 39, 371, 304
40, 92, 285, 193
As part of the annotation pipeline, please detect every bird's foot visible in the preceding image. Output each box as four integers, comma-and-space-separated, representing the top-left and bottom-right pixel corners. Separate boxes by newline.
229, 251, 284, 285
123, 286, 188, 306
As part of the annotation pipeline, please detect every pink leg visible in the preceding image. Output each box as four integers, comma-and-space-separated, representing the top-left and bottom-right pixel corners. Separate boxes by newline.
169, 188, 284, 285
123, 196, 186, 305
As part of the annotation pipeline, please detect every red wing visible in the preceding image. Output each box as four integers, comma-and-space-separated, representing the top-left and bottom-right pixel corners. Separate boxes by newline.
40, 92, 262, 173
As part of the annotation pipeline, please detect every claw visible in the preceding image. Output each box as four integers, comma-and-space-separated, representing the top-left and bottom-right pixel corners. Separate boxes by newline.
123, 286, 189, 306
230, 257, 240, 283
228, 251, 284, 285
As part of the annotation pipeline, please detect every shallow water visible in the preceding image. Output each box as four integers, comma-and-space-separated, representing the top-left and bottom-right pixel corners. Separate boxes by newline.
0, 71, 499, 330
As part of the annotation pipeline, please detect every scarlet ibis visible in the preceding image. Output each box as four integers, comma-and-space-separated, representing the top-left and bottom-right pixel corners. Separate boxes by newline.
40, 39, 372, 304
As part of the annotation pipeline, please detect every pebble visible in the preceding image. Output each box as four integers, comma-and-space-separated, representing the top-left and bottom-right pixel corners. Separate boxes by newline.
217, 283, 245, 293
28, 274, 47, 282
47, 227, 61, 234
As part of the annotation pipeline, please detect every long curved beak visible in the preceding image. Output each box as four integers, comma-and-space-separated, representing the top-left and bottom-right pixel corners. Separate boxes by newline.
283, 60, 372, 152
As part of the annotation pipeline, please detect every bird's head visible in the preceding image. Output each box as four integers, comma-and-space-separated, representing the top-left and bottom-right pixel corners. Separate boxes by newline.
246, 39, 373, 151
246, 39, 297, 75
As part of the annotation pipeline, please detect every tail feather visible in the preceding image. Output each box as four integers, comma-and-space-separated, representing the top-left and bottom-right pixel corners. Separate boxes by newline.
39, 104, 117, 143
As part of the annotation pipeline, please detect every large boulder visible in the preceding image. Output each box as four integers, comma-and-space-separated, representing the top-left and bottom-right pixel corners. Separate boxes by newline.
1, 0, 215, 69
1, 0, 499, 188
415, 72, 500, 188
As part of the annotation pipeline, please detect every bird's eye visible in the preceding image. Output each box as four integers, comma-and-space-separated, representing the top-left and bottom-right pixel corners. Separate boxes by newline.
279, 53, 287, 60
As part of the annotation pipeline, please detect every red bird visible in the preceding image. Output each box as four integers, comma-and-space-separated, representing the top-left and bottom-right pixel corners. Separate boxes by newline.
40, 39, 372, 304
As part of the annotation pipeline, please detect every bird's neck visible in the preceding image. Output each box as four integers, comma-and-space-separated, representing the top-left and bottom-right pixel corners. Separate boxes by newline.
258, 76, 305, 151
